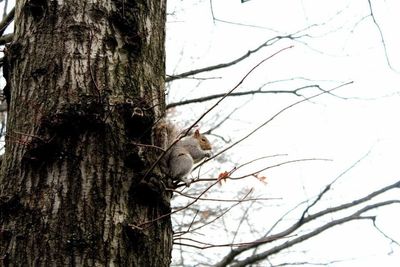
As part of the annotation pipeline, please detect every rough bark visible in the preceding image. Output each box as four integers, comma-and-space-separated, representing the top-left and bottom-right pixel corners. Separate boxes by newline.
0, 0, 171, 266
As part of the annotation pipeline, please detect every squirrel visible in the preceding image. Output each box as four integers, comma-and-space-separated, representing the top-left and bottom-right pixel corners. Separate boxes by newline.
157, 123, 212, 186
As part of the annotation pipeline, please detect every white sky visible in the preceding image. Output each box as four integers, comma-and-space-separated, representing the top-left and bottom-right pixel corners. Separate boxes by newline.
167, 0, 400, 266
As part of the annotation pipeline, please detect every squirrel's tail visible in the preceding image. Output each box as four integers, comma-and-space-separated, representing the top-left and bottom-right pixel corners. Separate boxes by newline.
153, 120, 180, 151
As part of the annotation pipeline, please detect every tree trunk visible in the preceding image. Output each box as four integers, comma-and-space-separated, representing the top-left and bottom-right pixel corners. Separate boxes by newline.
0, 0, 171, 266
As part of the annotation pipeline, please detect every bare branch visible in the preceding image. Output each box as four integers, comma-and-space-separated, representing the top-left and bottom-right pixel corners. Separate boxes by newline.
200, 81, 353, 168
209, 0, 280, 31
372, 219, 400, 247
266, 258, 352, 267
229, 200, 400, 267
173, 236, 284, 250
166, 37, 295, 82
167, 5, 355, 84
194, 157, 330, 183
131, 178, 224, 229
170, 189, 278, 203
209, 0, 216, 25
230, 158, 331, 180
307, 180, 400, 223
213, 17, 279, 32
185, 209, 199, 234
166, 85, 323, 109
367, 0, 398, 72
0, 7, 14, 36
202, 98, 252, 138
214, 180, 400, 267
231, 201, 255, 245
298, 148, 372, 223
174, 189, 253, 237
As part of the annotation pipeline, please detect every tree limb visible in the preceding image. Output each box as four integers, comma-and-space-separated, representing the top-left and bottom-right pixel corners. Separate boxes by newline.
0, 7, 14, 36
166, 35, 298, 82
166, 85, 322, 109
229, 200, 400, 267
214, 180, 400, 267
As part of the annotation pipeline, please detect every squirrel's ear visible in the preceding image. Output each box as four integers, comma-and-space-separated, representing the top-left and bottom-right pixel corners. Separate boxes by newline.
194, 129, 200, 137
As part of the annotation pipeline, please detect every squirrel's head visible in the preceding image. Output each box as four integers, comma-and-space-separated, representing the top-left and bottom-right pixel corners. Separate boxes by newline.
193, 129, 212, 151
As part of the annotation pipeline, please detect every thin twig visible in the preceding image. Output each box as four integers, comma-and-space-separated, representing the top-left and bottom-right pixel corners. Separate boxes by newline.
174, 189, 253, 237
230, 158, 331, 180
130, 179, 222, 229
372, 218, 400, 247
298, 148, 373, 222
199, 81, 353, 168
367, 0, 397, 72
170, 188, 279, 203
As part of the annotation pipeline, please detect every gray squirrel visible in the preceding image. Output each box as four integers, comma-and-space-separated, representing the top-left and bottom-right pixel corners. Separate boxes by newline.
159, 123, 212, 186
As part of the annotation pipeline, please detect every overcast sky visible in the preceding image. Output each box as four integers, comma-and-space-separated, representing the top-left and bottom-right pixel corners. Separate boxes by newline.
166, 1, 400, 266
